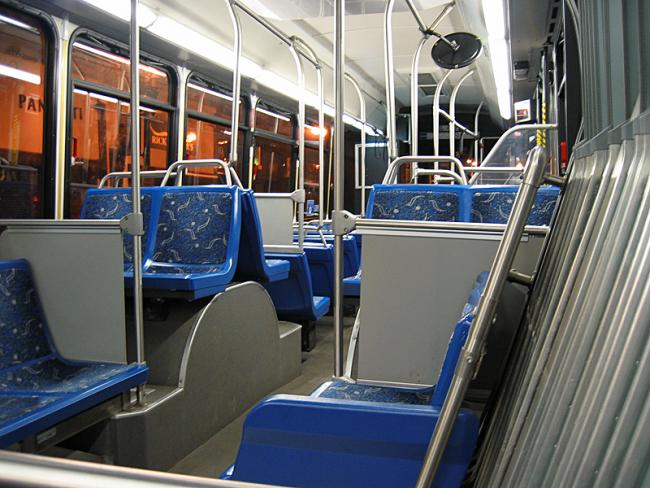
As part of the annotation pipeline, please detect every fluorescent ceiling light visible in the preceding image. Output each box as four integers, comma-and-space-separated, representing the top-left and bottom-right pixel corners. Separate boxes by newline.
256, 106, 290, 121
481, 0, 512, 120
81, 0, 157, 25
0, 13, 36, 31
78, 0, 381, 131
187, 83, 241, 104
0, 64, 41, 85
74, 42, 167, 77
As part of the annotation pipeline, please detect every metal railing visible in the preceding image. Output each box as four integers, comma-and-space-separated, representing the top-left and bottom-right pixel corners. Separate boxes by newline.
414, 142, 555, 486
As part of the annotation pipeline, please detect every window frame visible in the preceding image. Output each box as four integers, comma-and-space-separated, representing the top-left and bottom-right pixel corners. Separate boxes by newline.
250, 98, 297, 193
183, 73, 251, 180
64, 28, 179, 218
0, 1, 58, 218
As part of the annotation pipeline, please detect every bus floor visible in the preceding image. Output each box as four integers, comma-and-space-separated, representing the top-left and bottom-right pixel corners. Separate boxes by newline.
169, 314, 355, 478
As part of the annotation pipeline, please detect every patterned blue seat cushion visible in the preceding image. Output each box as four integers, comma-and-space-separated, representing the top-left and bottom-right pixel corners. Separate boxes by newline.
313, 380, 432, 405
145, 263, 226, 276
471, 188, 558, 225
371, 190, 459, 221
151, 191, 233, 266
81, 191, 153, 268
0, 357, 138, 394
0, 266, 52, 369
0, 396, 61, 425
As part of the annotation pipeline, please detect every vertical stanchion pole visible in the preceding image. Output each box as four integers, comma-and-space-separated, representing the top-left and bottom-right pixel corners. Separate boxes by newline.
129, 0, 146, 405
345, 75, 366, 215
288, 45, 305, 250
433, 70, 452, 157
474, 101, 483, 161
449, 70, 474, 158
333, 0, 345, 377
226, 0, 242, 169
383, 0, 398, 161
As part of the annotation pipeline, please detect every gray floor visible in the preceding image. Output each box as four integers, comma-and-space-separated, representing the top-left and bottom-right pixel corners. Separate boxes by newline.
169, 315, 354, 478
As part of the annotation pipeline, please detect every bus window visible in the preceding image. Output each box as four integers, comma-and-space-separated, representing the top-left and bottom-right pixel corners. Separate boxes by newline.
251, 137, 293, 193
255, 106, 293, 138
69, 41, 173, 217
184, 79, 245, 184
303, 123, 330, 218
0, 7, 49, 218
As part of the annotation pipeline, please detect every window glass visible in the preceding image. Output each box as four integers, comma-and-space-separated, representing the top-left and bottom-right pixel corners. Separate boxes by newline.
184, 117, 244, 184
71, 43, 169, 103
255, 107, 292, 138
69, 41, 172, 217
69, 91, 169, 217
251, 136, 293, 193
0, 7, 47, 218
186, 82, 244, 122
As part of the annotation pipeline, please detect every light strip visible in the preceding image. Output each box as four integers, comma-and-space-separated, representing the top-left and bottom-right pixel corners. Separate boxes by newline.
0, 13, 36, 31
0, 64, 41, 85
78, 0, 383, 132
256, 106, 291, 122
482, 0, 512, 120
74, 42, 167, 77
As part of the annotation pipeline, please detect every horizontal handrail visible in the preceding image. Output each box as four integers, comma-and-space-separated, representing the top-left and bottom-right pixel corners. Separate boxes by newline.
383, 155, 468, 185
0, 450, 272, 487
99, 170, 173, 188
355, 218, 549, 236
161, 160, 232, 187
462, 166, 524, 173
411, 169, 465, 185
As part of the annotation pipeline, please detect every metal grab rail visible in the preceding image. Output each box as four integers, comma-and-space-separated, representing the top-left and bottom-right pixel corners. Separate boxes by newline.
470, 123, 557, 184
383, 155, 468, 184
411, 168, 465, 185
414, 144, 554, 486
160, 160, 237, 187
0, 450, 272, 487
98, 170, 174, 188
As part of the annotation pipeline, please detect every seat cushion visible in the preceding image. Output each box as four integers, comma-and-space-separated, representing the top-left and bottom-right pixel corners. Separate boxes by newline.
312, 380, 432, 405
0, 395, 61, 425
0, 356, 142, 394
371, 188, 461, 221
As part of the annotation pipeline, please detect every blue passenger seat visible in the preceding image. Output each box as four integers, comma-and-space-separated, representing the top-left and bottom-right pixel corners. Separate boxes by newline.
0, 259, 148, 448
224, 273, 488, 487
81, 188, 154, 272
235, 191, 290, 283
469, 185, 560, 225
302, 243, 335, 299
262, 252, 330, 350
368, 184, 469, 221
140, 187, 242, 299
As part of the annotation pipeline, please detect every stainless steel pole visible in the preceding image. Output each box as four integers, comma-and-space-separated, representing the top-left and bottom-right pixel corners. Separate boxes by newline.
346, 74, 366, 215
410, 2, 454, 180
291, 37, 325, 228
433, 70, 452, 157
383, 0, 398, 160
333, 0, 345, 377
449, 69, 474, 157
474, 101, 483, 161
414, 141, 554, 486
289, 44, 306, 250
129, 0, 145, 406
226, 0, 242, 167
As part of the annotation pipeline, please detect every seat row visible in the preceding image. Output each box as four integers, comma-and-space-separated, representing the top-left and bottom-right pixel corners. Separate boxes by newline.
223, 272, 489, 487
342, 184, 560, 298
81, 186, 329, 327
0, 259, 148, 448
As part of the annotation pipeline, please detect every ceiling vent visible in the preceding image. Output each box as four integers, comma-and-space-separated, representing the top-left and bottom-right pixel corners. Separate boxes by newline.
514, 61, 530, 81
415, 73, 446, 97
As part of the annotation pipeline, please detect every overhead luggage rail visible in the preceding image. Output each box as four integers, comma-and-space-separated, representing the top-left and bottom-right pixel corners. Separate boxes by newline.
415, 132, 557, 485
